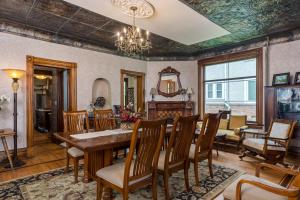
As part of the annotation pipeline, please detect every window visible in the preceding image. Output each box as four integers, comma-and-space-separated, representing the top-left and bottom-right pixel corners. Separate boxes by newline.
207, 83, 213, 98
216, 83, 223, 98
248, 80, 256, 101
206, 83, 223, 99
199, 49, 263, 124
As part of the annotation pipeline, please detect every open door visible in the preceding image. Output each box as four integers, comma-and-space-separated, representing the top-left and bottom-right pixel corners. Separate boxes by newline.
120, 69, 145, 112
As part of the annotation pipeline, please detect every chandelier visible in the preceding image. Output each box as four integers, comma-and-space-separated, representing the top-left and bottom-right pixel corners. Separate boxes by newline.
115, 5, 152, 55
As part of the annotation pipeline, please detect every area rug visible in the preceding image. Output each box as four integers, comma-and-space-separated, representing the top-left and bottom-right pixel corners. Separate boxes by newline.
0, 162, 243, 200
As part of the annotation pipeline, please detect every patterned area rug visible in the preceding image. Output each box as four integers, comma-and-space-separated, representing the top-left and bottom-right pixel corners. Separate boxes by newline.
0, 162, 243, 200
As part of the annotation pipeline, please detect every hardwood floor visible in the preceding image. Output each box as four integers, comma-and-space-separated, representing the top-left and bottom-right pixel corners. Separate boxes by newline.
0, 143, 299, 184
0, 142, 65, 182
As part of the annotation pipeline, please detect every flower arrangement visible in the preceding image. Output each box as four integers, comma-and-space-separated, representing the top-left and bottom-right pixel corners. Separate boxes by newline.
120, 102, 141, 129
0, 95, 10, 111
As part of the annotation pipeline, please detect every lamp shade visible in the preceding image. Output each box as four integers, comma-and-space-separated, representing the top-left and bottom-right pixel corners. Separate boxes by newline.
150, 88, 158, 95
2, 69, 25, 79
186, 87, 193, 94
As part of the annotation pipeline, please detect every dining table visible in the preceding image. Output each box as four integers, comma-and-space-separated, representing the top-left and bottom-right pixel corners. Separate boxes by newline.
54, 125, 174, 197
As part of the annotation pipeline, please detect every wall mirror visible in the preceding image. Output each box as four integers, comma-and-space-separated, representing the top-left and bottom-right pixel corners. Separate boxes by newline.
157, 66, 182, 97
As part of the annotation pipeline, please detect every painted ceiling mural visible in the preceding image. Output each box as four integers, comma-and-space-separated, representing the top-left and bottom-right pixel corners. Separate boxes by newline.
0, 0, 299, 59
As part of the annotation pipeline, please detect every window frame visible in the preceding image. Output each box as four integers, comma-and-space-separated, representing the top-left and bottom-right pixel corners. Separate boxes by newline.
198, 48, 263, 126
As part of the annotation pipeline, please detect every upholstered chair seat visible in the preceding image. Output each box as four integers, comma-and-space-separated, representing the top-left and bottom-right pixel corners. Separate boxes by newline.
243, 138, 286, 151
220, 163, 300, 200
67, 147, 84, 157
223, 174, 288, 200
96, 162, 151, 188
217, 129, 241, 141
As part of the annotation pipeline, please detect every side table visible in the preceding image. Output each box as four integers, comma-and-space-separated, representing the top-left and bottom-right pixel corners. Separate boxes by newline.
0, 129, 15, 169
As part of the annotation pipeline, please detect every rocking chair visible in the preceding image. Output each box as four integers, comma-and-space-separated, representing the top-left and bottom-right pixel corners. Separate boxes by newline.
239, 119, 297, 165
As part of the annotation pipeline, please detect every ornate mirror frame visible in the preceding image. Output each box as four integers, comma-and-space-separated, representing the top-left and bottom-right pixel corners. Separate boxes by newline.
157, 66, 182, 97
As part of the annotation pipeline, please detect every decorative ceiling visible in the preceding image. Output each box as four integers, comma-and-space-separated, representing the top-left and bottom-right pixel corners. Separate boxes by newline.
64, 0, 230, 45
0, 0, 300, 59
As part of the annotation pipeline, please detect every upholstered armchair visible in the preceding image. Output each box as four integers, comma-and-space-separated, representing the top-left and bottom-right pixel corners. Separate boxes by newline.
221, 163, 300, 200
213, 115, 248, 150
240, 119, 297, 165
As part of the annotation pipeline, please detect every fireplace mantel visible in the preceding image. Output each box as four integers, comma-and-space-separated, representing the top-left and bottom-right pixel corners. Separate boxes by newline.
147, 101, 194, 120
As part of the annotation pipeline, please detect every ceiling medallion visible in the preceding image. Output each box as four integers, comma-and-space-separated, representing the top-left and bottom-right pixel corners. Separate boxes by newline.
111, 0, 155, 18
114, 4, 152, 55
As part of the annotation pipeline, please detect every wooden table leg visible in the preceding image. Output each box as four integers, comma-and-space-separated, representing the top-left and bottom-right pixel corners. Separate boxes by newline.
103, 149, 113, 200
84, 149, 113, 199
1, 137, 13, 169
83, 151, 90, 183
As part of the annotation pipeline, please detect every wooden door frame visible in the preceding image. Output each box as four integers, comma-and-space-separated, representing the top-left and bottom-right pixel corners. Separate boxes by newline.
26, 55, 77, 148
120, 69, 145, 111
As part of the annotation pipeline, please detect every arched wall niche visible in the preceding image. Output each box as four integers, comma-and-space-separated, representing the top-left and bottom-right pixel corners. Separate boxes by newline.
92, 78, 112, 109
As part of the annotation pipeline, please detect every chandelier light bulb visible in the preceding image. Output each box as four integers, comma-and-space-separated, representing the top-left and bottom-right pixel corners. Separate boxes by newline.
114, 3, 152, 55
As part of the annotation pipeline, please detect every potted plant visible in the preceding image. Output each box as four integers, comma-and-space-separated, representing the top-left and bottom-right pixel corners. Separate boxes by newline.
0, 95, 10, 111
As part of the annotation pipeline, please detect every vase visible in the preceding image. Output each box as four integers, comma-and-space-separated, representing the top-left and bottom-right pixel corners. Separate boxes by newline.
120, 122, 134, 130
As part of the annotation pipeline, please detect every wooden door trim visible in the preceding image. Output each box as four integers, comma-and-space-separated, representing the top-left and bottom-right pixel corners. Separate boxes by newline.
120, 69, 145, 111
26, 55, 77, 148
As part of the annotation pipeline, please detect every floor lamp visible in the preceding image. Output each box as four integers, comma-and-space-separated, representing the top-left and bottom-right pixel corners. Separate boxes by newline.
2, 68, 26, 167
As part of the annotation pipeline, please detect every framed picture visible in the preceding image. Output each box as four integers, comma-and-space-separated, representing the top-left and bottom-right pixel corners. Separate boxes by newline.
272, 72, 290, 86
294, 72, 300, 85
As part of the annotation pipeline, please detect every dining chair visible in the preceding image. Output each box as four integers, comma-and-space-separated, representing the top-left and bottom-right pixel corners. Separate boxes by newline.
94, 109, 116, 131
189, 113, 222, 186
96, 118, 167, 200
63, 110, 89, 183
94, 109, 129, 158
157, 115, 200, 200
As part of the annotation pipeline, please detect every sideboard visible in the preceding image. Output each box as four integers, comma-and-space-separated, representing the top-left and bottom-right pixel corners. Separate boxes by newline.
147, 101, 194, 120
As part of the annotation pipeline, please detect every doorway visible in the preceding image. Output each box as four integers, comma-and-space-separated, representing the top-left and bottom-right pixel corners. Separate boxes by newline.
120, 69, 145, 112
26, 56, 77, 148
33, 67, 69, 144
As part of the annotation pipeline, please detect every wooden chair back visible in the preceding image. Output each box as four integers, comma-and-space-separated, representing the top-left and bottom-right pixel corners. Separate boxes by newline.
124, 118, 167, 184
228, 115, 247, 130
63, 110, 89, 136
195, 113, 222, 154
94, 109, 116, 131
166, 115, 199, 168
264, 118, 297, 153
